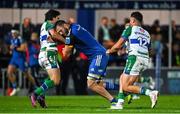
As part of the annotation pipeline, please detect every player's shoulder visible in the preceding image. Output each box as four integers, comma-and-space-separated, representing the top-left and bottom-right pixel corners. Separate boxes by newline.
71, 23, 81, 30
136, 26, 150, 38
124, 25, 133, 33
71, 23, 81, 34
142, 27, 151, 38
45, 21, 54, 31
125, 25, 132, 30
132, 25, 139, 30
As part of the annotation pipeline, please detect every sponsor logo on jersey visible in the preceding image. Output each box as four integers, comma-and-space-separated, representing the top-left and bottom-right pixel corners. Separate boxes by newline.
139, 28, 145, 33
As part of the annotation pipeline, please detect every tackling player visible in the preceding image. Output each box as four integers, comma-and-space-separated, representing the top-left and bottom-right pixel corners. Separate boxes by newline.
55, 20, 117, 107
30, 9, 65, 108
107, 11, 159, 109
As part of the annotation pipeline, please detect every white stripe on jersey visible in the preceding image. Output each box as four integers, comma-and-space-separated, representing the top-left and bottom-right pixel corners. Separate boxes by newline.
95, 55, 102, 66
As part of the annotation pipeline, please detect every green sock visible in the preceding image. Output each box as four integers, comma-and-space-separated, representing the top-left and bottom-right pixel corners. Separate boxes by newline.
117, 92, 125, 99
35, 79, 54, 95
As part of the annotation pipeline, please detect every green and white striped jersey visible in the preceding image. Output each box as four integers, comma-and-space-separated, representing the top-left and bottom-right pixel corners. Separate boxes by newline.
40, 21, 57, 51
122, 26, 151, 58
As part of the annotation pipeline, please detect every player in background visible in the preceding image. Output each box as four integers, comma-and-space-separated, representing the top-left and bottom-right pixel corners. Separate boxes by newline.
55, 20, 117, 108
107, 11, 159, 109
30, 9, 65, 108
7, 29, 36, 96
26, 32, 41, 93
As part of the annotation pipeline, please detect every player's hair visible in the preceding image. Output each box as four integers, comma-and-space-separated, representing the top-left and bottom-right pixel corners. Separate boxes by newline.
101, 16, 108, 20
131, 11, 143, 23
45, 9, 60, 21
55, 20, 67, 27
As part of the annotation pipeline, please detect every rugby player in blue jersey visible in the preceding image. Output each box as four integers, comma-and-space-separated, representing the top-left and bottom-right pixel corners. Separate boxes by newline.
7, 29, 36, 96
55, 20, 117, 108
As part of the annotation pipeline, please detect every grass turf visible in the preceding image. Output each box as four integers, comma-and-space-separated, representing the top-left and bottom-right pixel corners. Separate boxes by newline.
0, 95, 179, 113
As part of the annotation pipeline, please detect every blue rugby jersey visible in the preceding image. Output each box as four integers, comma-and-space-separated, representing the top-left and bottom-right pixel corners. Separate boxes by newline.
65, 23, 106, 60
11, 37, 26, 58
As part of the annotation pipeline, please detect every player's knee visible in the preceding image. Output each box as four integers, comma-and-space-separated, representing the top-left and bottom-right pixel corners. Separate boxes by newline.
53, 79, 60, 85
122, 84, 129, 92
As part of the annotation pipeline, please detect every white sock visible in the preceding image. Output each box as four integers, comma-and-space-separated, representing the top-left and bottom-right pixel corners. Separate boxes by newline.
145, 89, 151, 96
118, 99, 124, 103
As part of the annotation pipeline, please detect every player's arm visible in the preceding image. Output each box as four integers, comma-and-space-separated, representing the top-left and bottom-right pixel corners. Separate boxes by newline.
63, 45, 73, 59
16, 42, 27, 52
46, 22, 65, 43
49, 29, 65, 43
107, 38, 126, 54
107, 26, 132, 54
10, 44, 15, 50
148, 40, 153, 57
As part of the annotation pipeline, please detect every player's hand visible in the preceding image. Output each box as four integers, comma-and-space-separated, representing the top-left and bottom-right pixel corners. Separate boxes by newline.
106, 49, 111, 54
10, 45, 15, 50
106, 48, 117, 55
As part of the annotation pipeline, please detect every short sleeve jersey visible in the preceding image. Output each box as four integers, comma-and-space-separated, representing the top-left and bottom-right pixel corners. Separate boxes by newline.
121, 26, 151, 58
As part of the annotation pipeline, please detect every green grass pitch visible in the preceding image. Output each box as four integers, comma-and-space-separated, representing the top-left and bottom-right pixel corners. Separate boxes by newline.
0, 95, 179, 113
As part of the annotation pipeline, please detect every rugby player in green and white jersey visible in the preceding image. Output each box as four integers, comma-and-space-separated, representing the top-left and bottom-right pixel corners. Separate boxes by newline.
107, 11, 159, 109
30, 9, 65, 108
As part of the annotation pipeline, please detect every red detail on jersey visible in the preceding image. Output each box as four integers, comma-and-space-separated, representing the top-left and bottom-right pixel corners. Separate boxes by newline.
140, 28, 145, 33
79, 52, 88, 60
57, 44, 69, 61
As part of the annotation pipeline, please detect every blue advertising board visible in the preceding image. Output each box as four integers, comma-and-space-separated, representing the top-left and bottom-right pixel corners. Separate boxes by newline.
0, 0, 180, 10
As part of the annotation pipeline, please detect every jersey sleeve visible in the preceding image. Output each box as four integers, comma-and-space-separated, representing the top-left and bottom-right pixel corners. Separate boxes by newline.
121, 26, 132, 40
71, 24, 88, 42
45, 21, 54, 31
71, 24, 82, 37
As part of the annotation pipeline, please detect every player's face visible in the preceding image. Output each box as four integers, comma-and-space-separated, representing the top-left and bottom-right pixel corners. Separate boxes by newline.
130, 17, 135, 26
11, 32, 18, 38
56, 25, 69, 37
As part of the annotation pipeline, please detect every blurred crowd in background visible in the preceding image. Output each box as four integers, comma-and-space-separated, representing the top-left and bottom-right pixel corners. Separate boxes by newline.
0, 16, 180, 95
98, 16, 180, 67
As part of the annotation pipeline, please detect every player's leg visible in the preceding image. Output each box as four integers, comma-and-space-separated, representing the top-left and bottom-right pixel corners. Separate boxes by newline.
87, 79, 114, 101
7, 64, 18, 96
117, 56, 158, 109
122, 74, 140, 93
122, 74, 158, 108
131, 78, 140, 100
30, 50, 60, 108
32, 66, 40, 86
23, 71, 36, 86
112, 74, 141, 109
87, 54, 117, 106
34, 68, 60, 108
111, 73, 126, 109
28, 66, 40, 93
125, 79, 140, 105
115, 56, 136, 109
7, 65, 16, 88
18, 58, 37, 89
